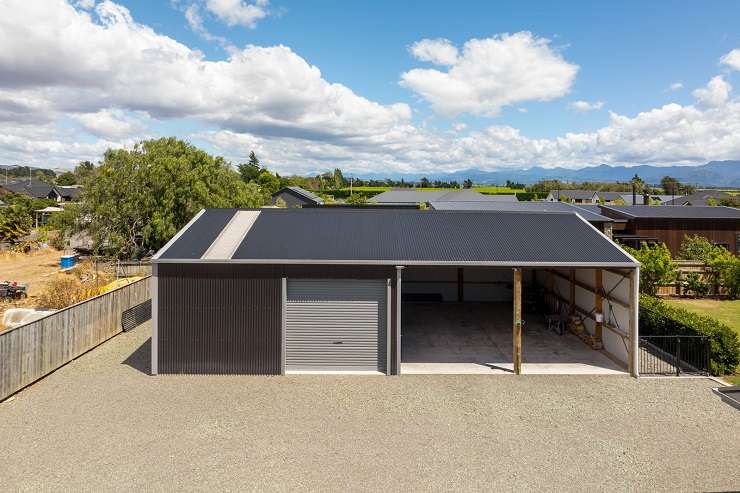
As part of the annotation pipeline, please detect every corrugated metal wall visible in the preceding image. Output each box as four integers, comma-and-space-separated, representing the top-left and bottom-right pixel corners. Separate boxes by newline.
286, 279, 387, 372
157, 264, 397, 374
157, 264, 282, 374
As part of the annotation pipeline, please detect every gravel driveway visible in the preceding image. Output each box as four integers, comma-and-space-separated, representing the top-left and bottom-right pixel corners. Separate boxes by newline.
1, 322, 738, 492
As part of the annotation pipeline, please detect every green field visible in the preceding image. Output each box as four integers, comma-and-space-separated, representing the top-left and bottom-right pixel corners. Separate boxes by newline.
665, 299, 740, 332
343, 186, 521, 194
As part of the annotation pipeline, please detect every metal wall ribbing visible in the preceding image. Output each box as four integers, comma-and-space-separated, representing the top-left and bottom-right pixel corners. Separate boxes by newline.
157, 264, 282, 374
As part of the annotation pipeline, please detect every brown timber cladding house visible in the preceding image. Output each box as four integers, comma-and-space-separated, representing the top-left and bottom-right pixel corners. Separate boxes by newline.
151, 208, 640, 376
598, 205, 740, 256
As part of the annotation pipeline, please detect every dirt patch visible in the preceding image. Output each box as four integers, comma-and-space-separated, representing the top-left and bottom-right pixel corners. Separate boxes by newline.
0, 247, 61, 330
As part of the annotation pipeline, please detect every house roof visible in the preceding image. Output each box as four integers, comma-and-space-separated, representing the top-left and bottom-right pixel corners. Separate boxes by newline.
55, 185, 82, 200
372, 189, 516, 204
620, 194, 681, 205
550, 190, 597, 200
663, 190, 734, 206
600, 205, 740, 219
596, 191, 624, 201
155, 208, 637, 267
428, 200, 613, 223
1, 179, 57, 199
273, 186, 324, 204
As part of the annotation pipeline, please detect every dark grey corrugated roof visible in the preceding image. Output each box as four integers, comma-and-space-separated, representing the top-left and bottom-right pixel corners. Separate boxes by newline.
371, 190, 449, 203
1, 179, 57, 199
662, 191, 734, 206
280, 186, 324, 204
600, 205, 740, 219
155, 208, 636, 266
429, 201, 613, 223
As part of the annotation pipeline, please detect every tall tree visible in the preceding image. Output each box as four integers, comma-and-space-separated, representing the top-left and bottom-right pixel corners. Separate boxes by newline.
70, 138, 267, 258
333, 168, 346, 189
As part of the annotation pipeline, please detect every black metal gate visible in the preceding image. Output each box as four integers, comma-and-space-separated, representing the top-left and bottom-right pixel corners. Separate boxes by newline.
639, 336, 710, 376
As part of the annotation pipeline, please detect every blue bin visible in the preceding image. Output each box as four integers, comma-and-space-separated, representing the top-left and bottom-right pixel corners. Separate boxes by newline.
60, 255, 77, 269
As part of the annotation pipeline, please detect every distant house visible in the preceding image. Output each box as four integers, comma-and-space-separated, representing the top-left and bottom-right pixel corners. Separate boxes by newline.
545, 190, 598, 204
55, 185, 83, 202
0, 179, 61, 201
619, 193, 681, 205
598, 205, 740, 255
271, 186, 324, 207
595, 192, 625, 204
372, 189, 518, 205
663, 190, 734, 206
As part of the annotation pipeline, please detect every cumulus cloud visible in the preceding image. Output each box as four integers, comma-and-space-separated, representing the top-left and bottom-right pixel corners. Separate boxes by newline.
692, 76, 731, 107
1, 1, 739, 175
0, 0, 411, 145
569, 100, 604, 112
720, 48, 740, 71
74, 109, 146, 138
400, 32, 579, 117
668, 82, 683, 91
204, 0, 269, 28
408, 38, 459, 65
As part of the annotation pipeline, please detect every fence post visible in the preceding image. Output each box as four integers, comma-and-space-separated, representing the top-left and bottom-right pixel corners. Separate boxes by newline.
675, 337, 681, 376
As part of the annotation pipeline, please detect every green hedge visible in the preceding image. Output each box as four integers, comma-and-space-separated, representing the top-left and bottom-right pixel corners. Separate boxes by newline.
640, 294, 740, 375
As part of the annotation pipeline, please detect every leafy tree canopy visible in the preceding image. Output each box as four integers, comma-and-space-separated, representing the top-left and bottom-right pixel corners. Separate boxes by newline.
70, 138, 267, 258
56, 171, 77, 186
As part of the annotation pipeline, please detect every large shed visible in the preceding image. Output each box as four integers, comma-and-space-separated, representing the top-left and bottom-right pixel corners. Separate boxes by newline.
151, 208, 640, 376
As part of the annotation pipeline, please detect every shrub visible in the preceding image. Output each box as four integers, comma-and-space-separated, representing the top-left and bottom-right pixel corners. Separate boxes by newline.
707, 248, 740, 300
682, 272, 709, 298
640, 294, 740, 375
623, 242, 677, 296
345, 193, 368, 205
678, 234, 717, 261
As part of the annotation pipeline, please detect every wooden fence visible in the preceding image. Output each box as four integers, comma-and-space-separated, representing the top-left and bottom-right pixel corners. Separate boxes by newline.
656, 260, 725, 297
0, 276, 151, 401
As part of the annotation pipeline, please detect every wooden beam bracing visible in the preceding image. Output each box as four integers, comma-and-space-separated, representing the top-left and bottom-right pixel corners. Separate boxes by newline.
547, 269, 629, 308
594, 269, 603, 344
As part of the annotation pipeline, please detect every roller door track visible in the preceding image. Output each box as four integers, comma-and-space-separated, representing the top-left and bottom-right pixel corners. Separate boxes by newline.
286, 279, 387, 373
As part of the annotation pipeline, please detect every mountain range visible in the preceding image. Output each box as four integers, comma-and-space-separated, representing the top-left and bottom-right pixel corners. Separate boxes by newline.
354, 161, 740, 188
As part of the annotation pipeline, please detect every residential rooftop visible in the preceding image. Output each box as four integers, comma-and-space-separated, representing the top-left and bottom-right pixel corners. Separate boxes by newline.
600, 205, 740, 219
428, 200, 614, 223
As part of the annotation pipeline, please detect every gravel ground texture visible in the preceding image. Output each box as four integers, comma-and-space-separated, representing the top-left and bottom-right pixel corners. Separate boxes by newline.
1, 322, 738, 492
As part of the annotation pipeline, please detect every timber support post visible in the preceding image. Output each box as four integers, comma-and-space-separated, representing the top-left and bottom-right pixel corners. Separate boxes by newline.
594, 269, 603, 345
513, 268, 522, 375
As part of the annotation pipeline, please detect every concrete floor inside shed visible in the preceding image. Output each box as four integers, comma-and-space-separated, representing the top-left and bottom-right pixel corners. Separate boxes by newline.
401, 303, 626, 375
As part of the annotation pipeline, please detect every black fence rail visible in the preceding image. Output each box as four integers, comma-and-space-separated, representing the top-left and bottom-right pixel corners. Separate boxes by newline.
639, 336, 710, 376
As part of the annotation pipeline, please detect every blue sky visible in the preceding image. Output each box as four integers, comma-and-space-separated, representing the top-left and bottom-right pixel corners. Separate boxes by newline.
1, 0, 739, 174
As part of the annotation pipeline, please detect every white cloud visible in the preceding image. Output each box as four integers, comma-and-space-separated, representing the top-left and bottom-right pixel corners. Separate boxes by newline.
408, 38, 459, 66
0, 0, 411, 145
668, 82, 683, 91
720, 48, 740, 71
400, 32, 579, 117
692, 76, 731, 107
1, 1, 739, 175
74, 109, 146, 138
452, 122, 467, 132
517, 108, 528, 113
76, 0, 95, 9
204, 0, 269, 28
569, 100, 604, 112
